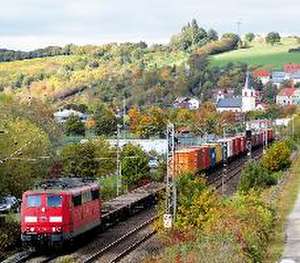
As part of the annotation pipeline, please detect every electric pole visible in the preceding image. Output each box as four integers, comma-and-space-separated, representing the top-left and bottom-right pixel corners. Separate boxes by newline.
116, 124, 121, 196
123, 97, 126, 137
164, 123, 177, 229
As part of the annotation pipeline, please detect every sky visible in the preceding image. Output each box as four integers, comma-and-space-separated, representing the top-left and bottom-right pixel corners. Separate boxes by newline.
0, 0, 299, 50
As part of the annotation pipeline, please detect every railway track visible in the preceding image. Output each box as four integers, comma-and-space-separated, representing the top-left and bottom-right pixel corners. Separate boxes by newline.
82, 216, 157, 263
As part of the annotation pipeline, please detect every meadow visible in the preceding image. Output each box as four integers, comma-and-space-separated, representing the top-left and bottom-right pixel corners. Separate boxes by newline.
211, 37, 300, 69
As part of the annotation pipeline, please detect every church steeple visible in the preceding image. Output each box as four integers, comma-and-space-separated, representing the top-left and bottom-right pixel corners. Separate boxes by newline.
245, 71, 250, 89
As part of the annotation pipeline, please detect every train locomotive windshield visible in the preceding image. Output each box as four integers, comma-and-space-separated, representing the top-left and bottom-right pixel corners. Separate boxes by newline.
47, 195, 62, 207
27, 195, 41, 207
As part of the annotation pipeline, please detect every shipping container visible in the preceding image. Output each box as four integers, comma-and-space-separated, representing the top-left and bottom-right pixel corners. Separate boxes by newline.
267, 129, 273, 142
235, 137, 242, 155
204, 143, 222, 164
240, 136, 246, 153
232, 137, 238, 156
173, 148, 199, 176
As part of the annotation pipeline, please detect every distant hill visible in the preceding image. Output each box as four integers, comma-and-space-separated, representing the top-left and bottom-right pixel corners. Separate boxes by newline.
211, 37, 300, 69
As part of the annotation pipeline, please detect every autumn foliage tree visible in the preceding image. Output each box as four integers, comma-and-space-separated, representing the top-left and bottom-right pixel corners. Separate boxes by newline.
261, 140, 292, 172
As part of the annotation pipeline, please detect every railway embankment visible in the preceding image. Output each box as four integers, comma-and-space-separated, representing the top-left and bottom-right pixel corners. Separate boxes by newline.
145, 139, 297, 263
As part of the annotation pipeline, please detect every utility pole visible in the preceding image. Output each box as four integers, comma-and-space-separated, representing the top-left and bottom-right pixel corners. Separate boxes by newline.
123, 97, 126, 137
164, 123, 176, 229
116, 124, 121, 196
222, 142, 228, 195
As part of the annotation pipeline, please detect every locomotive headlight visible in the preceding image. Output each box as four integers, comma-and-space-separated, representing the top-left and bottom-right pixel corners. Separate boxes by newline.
49, 216, 62, 223
25, 216, 37, 223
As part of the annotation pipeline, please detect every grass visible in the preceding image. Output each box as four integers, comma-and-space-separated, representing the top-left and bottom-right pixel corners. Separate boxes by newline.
211, 37, 300, 69
264, 149, 300, 262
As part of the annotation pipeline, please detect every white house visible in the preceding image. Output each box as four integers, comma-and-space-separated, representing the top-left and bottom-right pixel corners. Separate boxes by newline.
54, 109, 88, 123
276, 88, 296, 106
174, 97, 200, 110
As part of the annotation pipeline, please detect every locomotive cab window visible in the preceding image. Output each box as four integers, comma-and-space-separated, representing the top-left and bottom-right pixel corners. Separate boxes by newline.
72, 195, 82, 207
47, 195, 62, 207
91, 189, 100, 200
27, 195, 41, 207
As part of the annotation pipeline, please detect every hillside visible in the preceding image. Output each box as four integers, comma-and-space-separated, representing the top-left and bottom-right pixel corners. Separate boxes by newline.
211, 37, 300, 69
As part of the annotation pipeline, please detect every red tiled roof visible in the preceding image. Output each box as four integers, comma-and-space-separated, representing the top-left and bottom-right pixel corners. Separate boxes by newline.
284, 64, 300, 73
253, 69, 271, 78
278, 87, 296, 97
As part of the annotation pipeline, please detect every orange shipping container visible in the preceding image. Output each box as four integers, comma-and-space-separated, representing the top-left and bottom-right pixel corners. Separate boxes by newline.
172, 148, 199, 176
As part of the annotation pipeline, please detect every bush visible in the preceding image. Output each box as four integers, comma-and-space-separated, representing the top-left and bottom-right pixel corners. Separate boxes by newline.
0, 220, 20, 260
261, 140, 292, 173
65, 114, 85, 136
239, 161, 277, 192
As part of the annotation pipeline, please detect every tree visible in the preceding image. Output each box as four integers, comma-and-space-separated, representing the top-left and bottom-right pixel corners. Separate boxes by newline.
133, 106, 167, 138
121, 143, 150, 188
266, 32, 281, 45
262, 83, 278, 103
207, 29, 218, 41
94, 104, 117, 136
245, 33, 255, 43
0, 118, 51, 197
60, 139, 116, 178
261, 140, 291, 172
65, 114, 85, 136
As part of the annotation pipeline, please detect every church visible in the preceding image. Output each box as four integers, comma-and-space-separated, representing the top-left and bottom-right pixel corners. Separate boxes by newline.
216, 72, 260, 113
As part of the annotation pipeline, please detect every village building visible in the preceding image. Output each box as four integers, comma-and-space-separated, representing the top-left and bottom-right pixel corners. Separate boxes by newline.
53, 109, 88, 123
173, 97, 200, 110
284, 63, 300, 74
276, 87, 296, 106
253, 69, 271, 85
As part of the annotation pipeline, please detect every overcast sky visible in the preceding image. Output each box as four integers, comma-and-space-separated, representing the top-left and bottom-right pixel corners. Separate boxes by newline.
0, 0, 299, 50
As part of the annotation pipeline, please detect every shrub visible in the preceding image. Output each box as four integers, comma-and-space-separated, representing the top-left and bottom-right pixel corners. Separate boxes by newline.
239, 161, 277, 192
261, 140, 292, 172
65, 114, 85, 136
0, 220, 20, 260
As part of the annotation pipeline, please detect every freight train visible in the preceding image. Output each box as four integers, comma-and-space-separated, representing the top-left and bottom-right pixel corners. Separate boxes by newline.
172, 128, 274, 177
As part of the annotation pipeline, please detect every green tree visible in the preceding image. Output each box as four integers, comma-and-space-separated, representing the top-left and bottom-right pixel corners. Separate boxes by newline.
65, 114, 85, 136
0, 118, 51, 197
60, 139, 116, 178
121, 143, 150, 188
266, 32, 281, 45
94, 104, 117, 136
245, 33, 255, 42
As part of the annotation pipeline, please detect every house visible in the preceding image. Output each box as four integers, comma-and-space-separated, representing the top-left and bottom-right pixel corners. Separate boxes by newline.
53, 109, 88, 123
271, 71, 289, 87
253, 69, 271, 85
284, 63, 300, 74
174, 97, 200, 110
291, 72, 300, 85
292, 89, 300, 105
276, 87, 296, 106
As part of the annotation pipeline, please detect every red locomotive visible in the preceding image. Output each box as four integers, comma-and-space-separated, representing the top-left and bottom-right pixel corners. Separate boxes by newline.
21, 178, 101, 247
